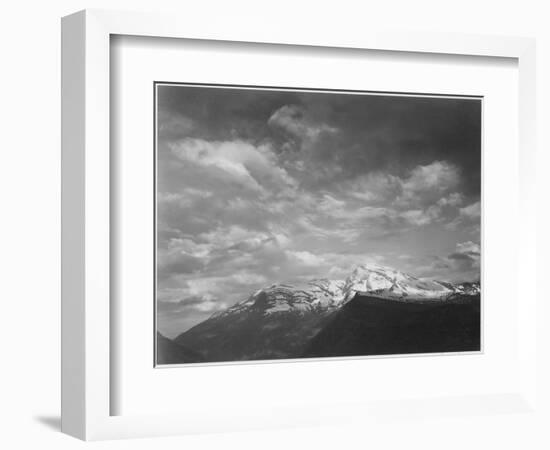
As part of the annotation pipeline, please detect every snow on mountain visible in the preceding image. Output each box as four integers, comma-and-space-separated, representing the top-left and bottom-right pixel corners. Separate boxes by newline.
211, 263, 480, 320
452, 282, 481, 295
211, 281, 343, 319
342, 263, 455, 301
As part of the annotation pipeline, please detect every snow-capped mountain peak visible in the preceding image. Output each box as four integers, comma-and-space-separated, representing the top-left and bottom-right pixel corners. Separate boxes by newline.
210, 263, 480, 320
342, 263, 455, 301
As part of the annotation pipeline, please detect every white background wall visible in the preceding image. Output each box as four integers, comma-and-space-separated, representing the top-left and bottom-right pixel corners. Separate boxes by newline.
0, 1, 548, 448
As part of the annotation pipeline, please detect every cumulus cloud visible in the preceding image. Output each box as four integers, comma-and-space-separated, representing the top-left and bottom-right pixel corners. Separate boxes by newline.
446, 201, 481, 233
157, 110, 196, 141
268, 104, 337, 143
170, 138, 296, 195
459, 201, 481, 219
438, 192, 464, 208
347, 172, 402, 204
406, 161, 460, 192
286, 250, 325, 267
456, 241, 480, 255
317, 162, 467, 231
447, 241, 480, 272
396, 161, 461, 207
400, 209, 433, 226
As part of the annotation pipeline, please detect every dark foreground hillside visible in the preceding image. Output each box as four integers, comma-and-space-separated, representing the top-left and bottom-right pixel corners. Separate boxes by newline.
156, 332, 204, 365
174, 303, 331, 363
303, 294, 481, 358
159, 293, 481, 364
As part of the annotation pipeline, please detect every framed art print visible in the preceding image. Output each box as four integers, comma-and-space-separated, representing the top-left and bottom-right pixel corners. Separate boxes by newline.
61, 9, 539, 441
154, 84, 482, 366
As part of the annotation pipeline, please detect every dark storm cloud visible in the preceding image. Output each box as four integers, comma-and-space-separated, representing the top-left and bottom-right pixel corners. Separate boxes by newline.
158, 85, 481, 196
157, 85, 299, 143
417, 241, 481, 282
156, 84, 481, 336
157, 252, 204, 278
158, 296, 207, 312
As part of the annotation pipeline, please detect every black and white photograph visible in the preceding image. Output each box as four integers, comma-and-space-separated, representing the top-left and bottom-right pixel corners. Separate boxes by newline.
155, 84, 482, 365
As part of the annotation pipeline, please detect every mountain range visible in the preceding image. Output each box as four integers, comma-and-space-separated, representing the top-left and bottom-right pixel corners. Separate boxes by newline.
157, 263, 480, 364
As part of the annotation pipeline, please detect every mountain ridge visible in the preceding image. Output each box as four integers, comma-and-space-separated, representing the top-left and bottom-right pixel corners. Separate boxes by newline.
208, 263, 480, 321
169, 263, 480, 363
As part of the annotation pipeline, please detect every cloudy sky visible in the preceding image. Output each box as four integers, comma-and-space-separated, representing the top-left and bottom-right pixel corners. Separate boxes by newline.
156, 84, 481, 337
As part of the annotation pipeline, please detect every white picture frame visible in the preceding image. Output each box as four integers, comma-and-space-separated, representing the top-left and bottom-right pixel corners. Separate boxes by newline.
61, 9, 537, 441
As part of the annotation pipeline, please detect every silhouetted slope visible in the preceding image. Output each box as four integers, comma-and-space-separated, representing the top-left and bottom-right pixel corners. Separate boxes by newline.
166, 264, 481, 364
175, 302, 333, 363
303, 294, 480, 358
156, 332, 204, 364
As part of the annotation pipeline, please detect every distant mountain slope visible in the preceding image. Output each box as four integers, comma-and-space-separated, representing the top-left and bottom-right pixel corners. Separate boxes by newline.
303, 294, 481, 358
170, 264, 481, 364
156, 332, 204, 365
175, 294, 334, 362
